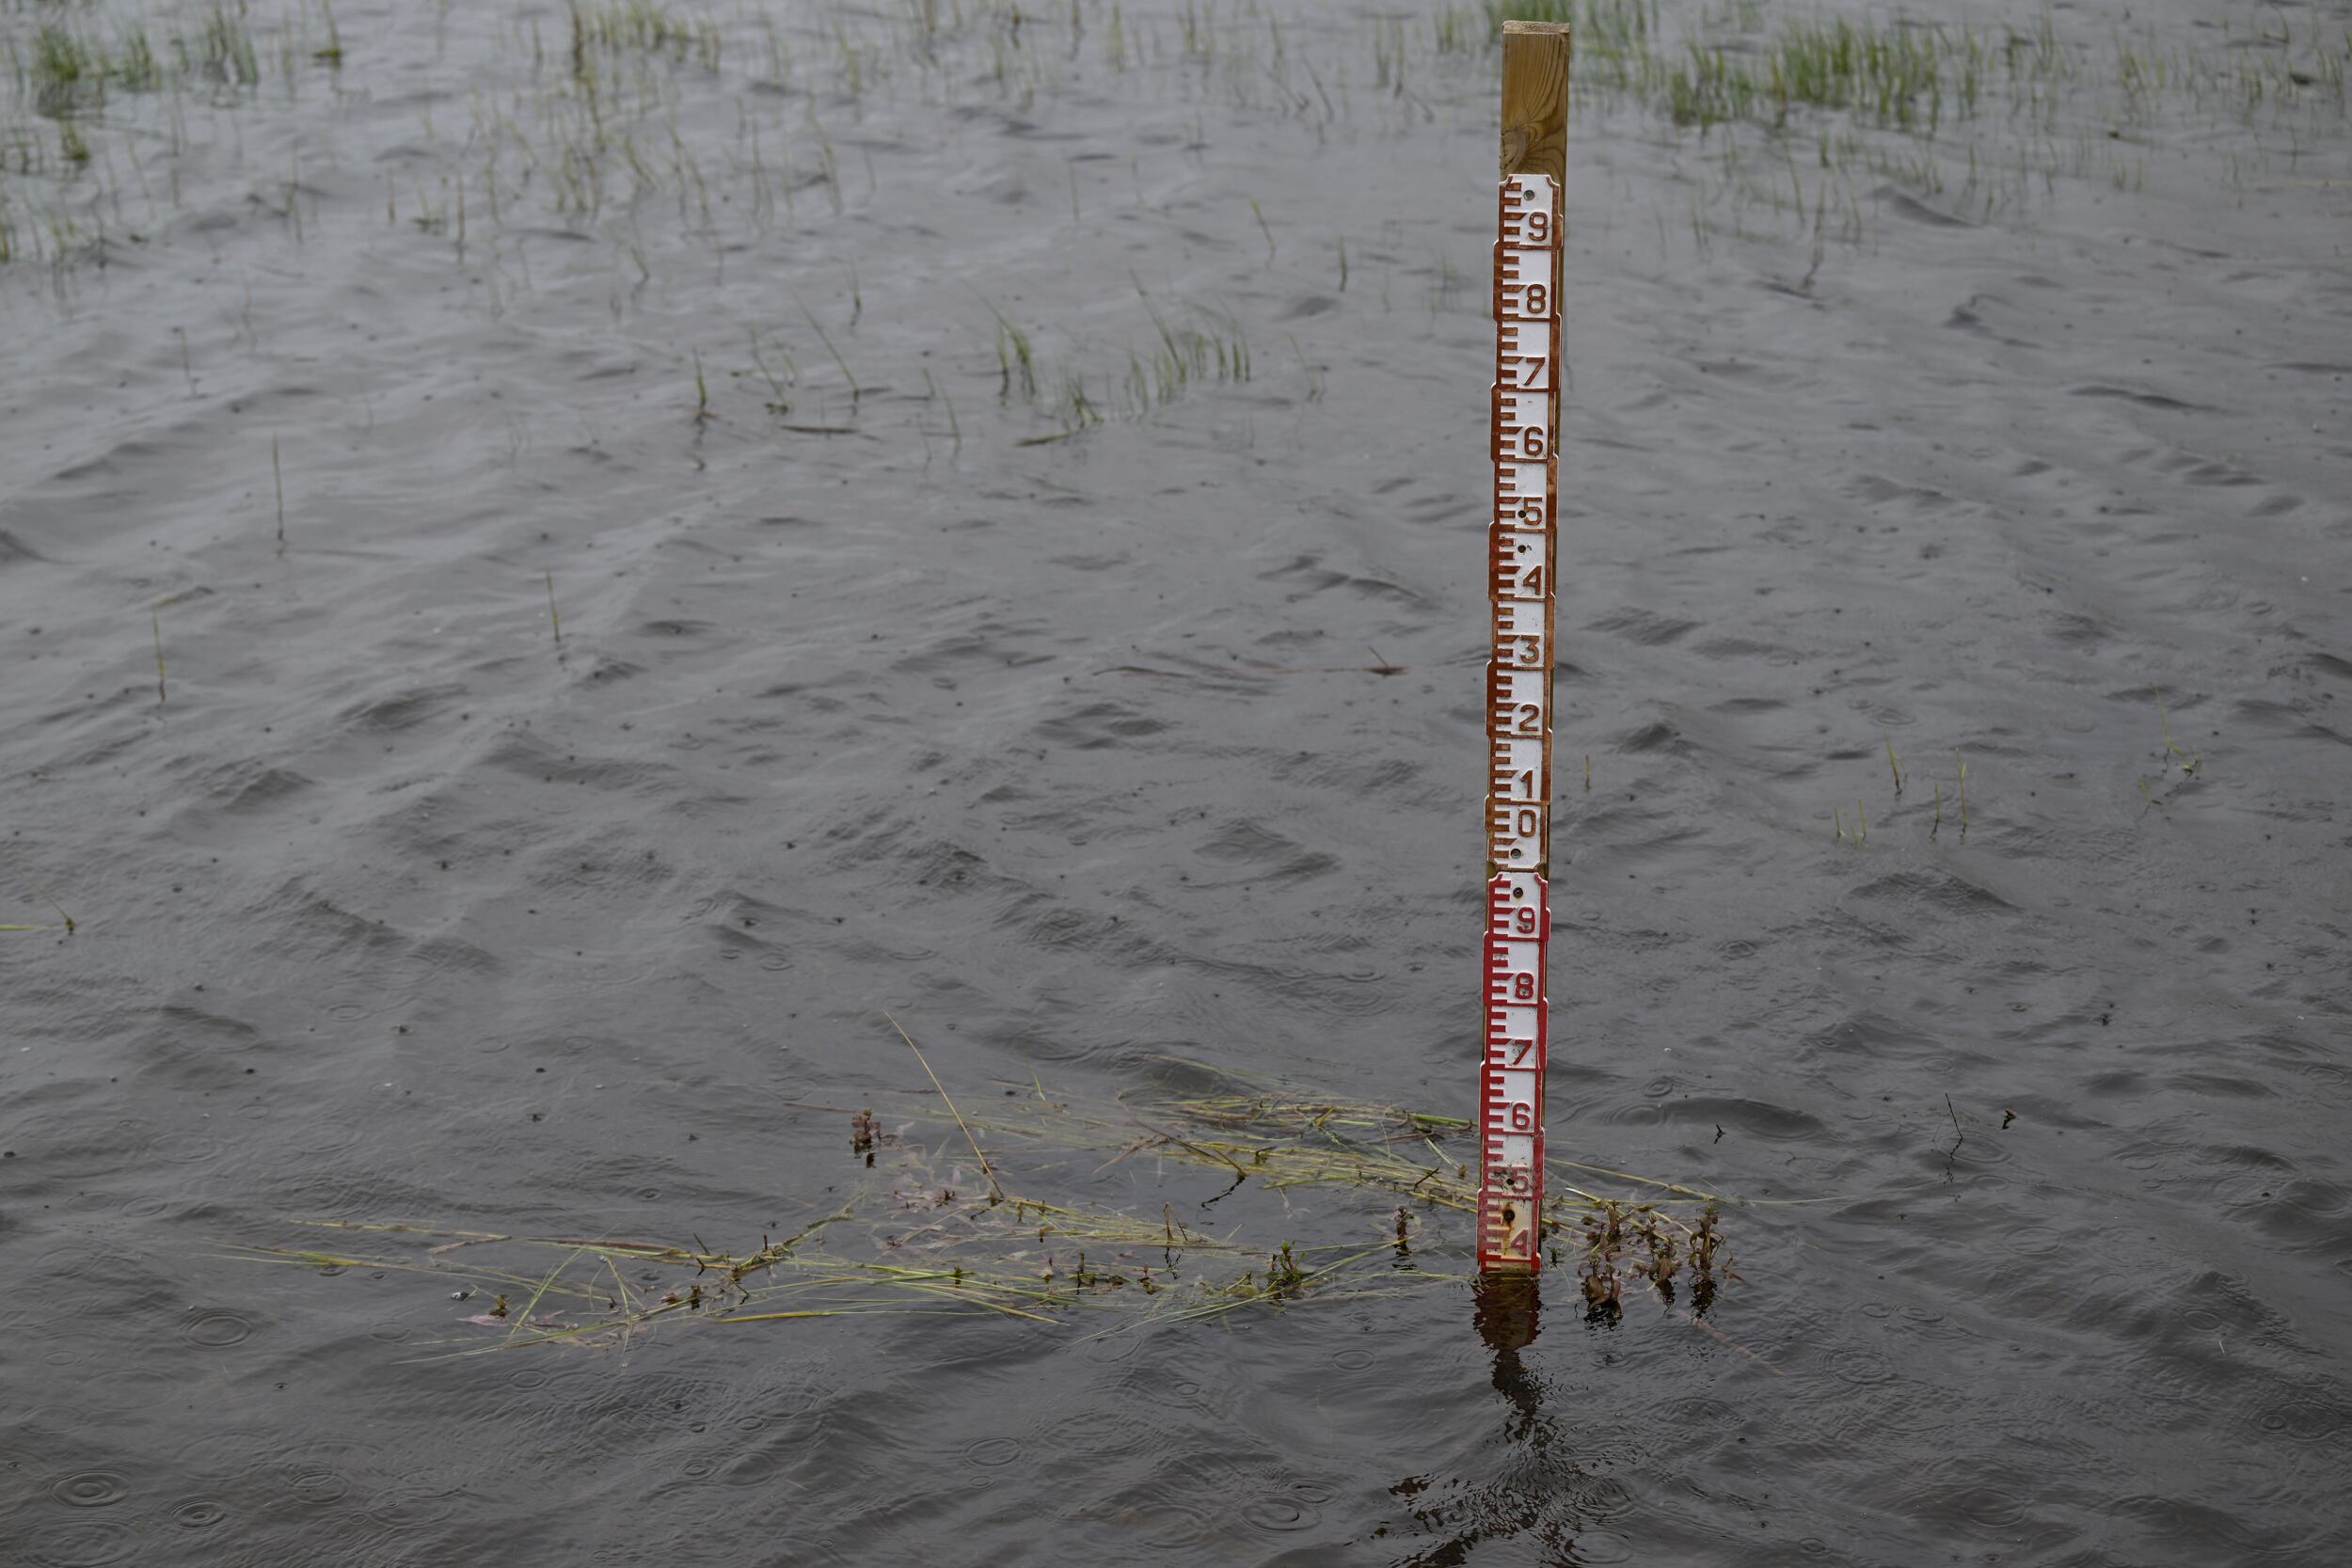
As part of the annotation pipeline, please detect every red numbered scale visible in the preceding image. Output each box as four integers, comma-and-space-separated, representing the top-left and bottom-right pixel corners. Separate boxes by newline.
1477, 172, 1560, 1273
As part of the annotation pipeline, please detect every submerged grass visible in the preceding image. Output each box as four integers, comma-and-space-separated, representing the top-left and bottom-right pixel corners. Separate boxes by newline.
795, 297, 859, 402
232, 1049, 1741, 1352
1130, 293, 1250, 410
989, 290, 1252, 442
22, 2, 268, 101
1, 847, 75, 933
987, 303, 1036, 401
568, 0, 721, 71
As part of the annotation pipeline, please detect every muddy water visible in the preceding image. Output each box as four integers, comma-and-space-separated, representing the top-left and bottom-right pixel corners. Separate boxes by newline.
4, 0, 2350, 1562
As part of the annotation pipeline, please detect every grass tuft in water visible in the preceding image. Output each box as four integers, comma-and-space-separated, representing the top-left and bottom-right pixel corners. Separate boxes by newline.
988, 304, 1037, 402
312, 1, 344, 67
194, 3, 262, 87
2155, 696, 2201, 775
567, 0, 722, 71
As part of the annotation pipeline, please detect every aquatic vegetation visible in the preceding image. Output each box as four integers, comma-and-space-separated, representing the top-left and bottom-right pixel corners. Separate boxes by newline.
795, 298, 859, 403
567, 0, 721, 72
191, 1, 260, 87
984, 290, 1253, 442
1482, 0, 2345, 129
1029, 366, 1103, 442
1578, 1194, 1729, 1315
1, 0, 2342, 380
1657, 16, 1956, 133
2155, 696, 2201, 776
231, 1052, 1740, 1351
2137, 698, 2204, 809
312, 0, 342, 68
986, 304, 1037, 403
744, 326, 797, 414
1130, 295, 1250, 410
1, 850, 75, 934
922, 366, 961, 449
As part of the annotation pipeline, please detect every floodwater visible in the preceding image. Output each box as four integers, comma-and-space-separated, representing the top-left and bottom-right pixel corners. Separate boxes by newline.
4, 0, 2349, 1562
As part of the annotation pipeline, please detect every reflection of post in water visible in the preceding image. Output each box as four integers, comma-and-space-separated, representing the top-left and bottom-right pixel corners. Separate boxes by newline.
1380, 1241, 1740, 1558
1474, 1273, 1544, 1437
1375, 1277, 1577, 1563
1471, 1271, 1541, 1357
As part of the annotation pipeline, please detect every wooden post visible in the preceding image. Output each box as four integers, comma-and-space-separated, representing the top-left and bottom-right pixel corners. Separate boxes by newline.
1500, 23, 1571, 185
1478, 22, 1568, 1276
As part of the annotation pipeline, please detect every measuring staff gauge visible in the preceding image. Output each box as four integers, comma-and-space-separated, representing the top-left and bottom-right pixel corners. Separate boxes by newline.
1476, 171, 1560, 1274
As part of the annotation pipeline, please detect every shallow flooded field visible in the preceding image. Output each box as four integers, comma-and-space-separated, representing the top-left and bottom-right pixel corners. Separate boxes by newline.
3, 0, 2348, 1562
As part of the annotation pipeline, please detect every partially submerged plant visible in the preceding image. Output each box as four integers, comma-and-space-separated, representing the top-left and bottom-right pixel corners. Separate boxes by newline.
1574, 1198, 1734, 1319
988, 304, 1037, 401
1, 849, 75, 934
2156, 696, 2201, 775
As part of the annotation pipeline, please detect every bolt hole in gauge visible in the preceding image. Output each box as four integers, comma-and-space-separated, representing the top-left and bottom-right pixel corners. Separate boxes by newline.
1477, 24, 1569, 1276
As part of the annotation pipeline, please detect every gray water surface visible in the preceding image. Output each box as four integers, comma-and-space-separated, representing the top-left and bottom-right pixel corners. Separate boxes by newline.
4, 2, 2349, 1563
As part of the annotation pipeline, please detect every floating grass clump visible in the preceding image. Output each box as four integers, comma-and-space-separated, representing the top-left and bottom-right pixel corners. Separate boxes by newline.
232, 1052, 1739, 1353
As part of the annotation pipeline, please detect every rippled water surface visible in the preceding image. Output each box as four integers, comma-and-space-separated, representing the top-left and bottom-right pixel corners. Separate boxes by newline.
4, 0, 2349, 1562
